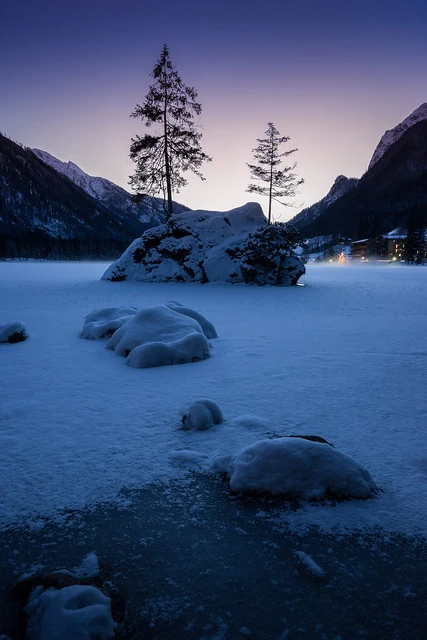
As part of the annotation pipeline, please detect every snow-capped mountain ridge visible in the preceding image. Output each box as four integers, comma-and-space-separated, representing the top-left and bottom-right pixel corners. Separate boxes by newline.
368, 102, 427, 170
32, 148, 188, 224
33, 149, 125, 201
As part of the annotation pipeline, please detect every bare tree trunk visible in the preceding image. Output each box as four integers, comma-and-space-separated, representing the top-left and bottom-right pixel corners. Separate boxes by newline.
268, 155, 273, 224
163, 92, 173, 219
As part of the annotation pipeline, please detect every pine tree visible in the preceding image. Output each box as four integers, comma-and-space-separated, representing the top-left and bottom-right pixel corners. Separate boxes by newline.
129, 44, 211, 219
404, 207, 426, 264
247, 122, 303, 224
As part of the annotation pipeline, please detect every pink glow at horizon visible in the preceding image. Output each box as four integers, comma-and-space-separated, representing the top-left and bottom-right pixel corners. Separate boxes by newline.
1, 0, 426, 220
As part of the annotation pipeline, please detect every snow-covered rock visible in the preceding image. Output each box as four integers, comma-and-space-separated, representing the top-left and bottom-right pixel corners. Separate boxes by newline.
106, 304, 215, 368
0, 321, 28, 343
25, 584, 115, 640
101, 203, 305, 286
80, 307, 138, 340
368, 103, 427, 170
213, 437, 379, 500
182, 399, 224, 430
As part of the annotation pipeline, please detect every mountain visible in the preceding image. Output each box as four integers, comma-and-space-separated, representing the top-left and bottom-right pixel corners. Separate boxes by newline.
368, 103, 427, 170
32, 149, 188, 227
290, 104, 427, 240
290, 175, 359, 230
0, 134, 188, 259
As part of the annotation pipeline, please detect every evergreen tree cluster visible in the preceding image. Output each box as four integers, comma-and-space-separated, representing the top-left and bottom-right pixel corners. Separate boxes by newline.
226, 222, 304, 285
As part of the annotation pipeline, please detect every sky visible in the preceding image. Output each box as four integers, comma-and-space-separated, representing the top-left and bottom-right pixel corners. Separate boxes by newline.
1, 0, 426, 221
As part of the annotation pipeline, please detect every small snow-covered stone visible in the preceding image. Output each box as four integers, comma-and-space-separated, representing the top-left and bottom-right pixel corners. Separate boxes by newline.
215, 437, 378, 500
25, 584, 115, 640
80, 307, 137, 340
294, 551, 326, 577
183, 399, 224, 430
72, 552, 99, 579
0, 321, 28, 343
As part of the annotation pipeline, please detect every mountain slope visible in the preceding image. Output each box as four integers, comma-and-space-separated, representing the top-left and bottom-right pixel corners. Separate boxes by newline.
0, 134, 148, 258
292, 119, 427, 239
290, 175, 359, 230
368, 103, 427, 170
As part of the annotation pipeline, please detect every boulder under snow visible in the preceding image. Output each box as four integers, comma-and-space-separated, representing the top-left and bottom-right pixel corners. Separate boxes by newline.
101, 202, 305, 286
25, 584, 115, 640
213, 437, 379, 500
103, 304, 216, 368
0, 321, 28, 343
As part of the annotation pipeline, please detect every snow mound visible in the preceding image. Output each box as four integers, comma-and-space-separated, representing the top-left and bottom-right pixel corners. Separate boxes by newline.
182, 398, 224, 430
101, 203, 305, 286
80, 307, 137, 340
0, 321, 28, 343
213, 437, 379, 500
25, 584, 115, 640
106, 304, 214, 368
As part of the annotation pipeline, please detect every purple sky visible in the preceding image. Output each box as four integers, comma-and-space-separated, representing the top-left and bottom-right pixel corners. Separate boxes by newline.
2, 0, 426, 220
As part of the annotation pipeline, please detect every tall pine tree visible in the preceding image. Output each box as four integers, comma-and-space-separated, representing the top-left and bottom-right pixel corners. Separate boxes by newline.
129, 44, 211, 219
247, 122, 303, 224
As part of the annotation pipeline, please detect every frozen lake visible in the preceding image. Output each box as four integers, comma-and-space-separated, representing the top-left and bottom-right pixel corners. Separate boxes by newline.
1, 261, 426, 637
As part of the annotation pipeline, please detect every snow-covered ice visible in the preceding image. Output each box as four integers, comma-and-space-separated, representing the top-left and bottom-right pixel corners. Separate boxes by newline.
1, 261, 427, 537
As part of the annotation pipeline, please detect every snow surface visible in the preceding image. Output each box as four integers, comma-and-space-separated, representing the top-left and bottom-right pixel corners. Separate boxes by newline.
212, 437, 378, 499
368, 102, 427, 170
1, 261, 427, 536
25, 584, 115, 640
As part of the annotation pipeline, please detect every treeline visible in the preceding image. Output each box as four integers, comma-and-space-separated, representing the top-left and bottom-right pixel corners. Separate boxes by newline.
0, 231, 131, 260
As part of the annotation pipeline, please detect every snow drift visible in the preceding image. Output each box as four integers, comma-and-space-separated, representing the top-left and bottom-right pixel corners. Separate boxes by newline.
101, 203, 305, 286
213, 437, 379, 500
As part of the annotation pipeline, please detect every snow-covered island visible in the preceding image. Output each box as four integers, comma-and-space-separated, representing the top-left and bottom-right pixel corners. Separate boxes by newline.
101, 203, 305, 286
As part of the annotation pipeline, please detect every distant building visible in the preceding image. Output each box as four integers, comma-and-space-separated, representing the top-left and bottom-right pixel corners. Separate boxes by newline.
350, 228, 406, 261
